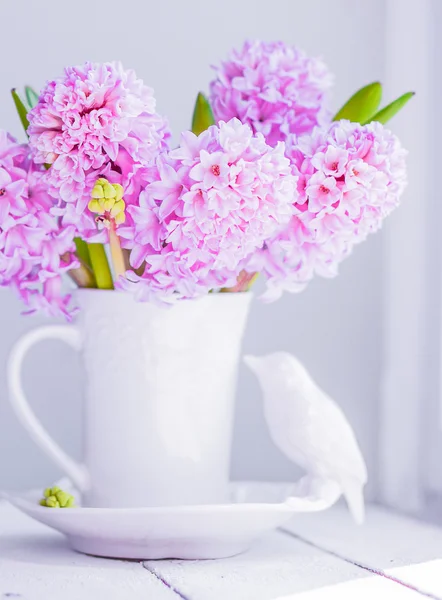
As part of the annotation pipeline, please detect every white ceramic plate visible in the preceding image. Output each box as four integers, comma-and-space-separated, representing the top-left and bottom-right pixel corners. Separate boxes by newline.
3, 480, 340, 560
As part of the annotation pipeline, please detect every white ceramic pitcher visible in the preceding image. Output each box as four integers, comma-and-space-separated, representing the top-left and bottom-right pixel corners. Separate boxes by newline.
7, 290, 252, 508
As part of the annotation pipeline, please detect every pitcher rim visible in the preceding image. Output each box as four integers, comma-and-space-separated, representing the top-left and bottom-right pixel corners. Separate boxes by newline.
73, 288, 253, 301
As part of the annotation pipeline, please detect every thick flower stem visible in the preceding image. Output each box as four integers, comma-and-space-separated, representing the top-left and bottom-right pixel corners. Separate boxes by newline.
109, 225, 127, 279
61, 249, 96, 288
67, 264, 96, 288
87, 243, 114, 290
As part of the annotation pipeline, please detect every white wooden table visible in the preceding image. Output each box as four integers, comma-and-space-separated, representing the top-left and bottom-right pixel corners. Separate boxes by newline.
1, 498, 442, 600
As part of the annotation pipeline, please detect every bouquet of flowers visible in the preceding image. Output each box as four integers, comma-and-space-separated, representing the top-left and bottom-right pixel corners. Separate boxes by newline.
0, 41, 412, 318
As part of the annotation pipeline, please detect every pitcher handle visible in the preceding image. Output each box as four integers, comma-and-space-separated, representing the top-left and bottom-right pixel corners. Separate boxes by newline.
7, 325, 90, 492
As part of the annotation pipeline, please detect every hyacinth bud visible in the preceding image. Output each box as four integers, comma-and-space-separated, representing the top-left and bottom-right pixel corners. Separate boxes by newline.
88, 178, 125, 226
39, 486, 76, 508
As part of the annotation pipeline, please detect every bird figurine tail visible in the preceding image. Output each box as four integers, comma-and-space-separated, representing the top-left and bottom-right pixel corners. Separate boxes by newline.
342, 481, 365, 525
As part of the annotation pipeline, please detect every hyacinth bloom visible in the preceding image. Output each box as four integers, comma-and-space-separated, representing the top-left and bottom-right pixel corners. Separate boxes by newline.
210, 40, 333, 147
247, 120, 407, 300
27, 61, 170, 241
1, 51, 411, 318
0, 131, 78, 318
120, 118, 298, 302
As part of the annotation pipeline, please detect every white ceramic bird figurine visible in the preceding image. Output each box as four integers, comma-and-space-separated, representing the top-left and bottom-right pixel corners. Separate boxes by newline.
244, 351, 368, 524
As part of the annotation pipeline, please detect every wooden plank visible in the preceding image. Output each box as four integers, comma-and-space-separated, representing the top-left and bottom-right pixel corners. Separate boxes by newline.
0, 503, 178, 600
282, 503, 442, 599
144, 529, 419, 600
0, 500, 432, 600
275, 576, 421, 600
388, 561, 442, 600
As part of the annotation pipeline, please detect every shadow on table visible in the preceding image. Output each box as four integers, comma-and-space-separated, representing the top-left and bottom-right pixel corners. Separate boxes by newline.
0, 534, 137, 568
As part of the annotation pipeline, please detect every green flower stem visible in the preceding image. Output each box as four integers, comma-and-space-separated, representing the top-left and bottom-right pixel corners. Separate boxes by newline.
88, 243, 114, 290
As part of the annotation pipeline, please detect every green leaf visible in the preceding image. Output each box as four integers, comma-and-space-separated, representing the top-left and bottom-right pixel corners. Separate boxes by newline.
25, 86, 39, 109
333, 82, 382, 124
191, 92, 215, 135
11, 89, 30, 134
365, 91, 415, 125
74, 237, 93, 271
87, 243, 114, 290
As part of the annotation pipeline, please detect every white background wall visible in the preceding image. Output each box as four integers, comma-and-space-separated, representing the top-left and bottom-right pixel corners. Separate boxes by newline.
0, 0, 387, 498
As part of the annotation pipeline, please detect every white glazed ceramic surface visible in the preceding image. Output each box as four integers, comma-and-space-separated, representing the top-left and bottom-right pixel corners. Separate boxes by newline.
244, 352, 367, 524
3, 482, 337, 560
7, 290, 252, 508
